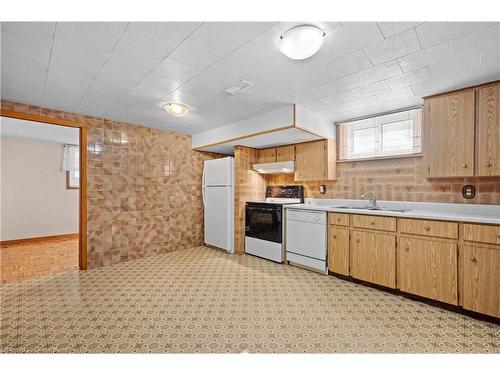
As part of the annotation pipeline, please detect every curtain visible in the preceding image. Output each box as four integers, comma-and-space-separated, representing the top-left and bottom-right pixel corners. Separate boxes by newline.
62, 144, 79, 172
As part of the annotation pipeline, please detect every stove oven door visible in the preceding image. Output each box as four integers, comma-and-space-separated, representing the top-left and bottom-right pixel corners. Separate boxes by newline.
245, 203, 282, 243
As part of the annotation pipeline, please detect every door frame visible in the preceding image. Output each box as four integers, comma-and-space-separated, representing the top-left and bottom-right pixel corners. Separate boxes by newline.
0, 109, 88, 270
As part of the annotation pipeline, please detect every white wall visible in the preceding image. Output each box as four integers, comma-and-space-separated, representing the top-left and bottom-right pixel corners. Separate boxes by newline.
1, 137, 79, 240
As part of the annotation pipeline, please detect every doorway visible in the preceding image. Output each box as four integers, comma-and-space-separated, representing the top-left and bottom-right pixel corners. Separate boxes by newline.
0, 112, 87, 283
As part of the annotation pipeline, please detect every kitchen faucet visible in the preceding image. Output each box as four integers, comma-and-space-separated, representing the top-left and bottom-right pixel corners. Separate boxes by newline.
360, 192, 377, 209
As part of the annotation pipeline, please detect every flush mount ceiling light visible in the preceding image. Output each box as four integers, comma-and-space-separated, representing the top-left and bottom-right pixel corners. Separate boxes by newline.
164, 102, 190, 117
278, 24, 326, 60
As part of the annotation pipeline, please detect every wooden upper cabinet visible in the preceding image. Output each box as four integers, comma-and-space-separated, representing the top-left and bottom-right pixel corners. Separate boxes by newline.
424, 90, 475, 177
276, 145, 295, 162
258, 148, 277, 163
294, 139, 336, 181
477, 83, 500, 176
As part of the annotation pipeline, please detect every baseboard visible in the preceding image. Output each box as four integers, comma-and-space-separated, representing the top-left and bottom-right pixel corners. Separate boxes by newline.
0, 233, 79, 247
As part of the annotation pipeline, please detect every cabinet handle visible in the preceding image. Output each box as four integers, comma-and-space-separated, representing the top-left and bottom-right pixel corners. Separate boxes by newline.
462, 163, 468, 168
355, 238, 360, 243
485, 161, 492, 168
424, 225, 431, 232
333, 235, 337, 239
470, 256, 477, 263
370, 221, 375, 226
405, 247, 409, 252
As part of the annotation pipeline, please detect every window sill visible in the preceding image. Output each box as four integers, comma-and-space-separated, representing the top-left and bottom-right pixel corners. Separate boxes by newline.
337, 153, 423, 163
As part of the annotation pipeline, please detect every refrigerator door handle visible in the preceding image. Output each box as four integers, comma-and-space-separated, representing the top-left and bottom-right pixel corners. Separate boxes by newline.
202, 167, 206, 208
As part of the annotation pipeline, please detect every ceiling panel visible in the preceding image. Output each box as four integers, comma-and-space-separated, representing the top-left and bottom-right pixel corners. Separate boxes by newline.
1, 21, 499, 136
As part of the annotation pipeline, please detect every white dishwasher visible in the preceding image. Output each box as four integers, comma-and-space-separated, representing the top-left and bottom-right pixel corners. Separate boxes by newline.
286, 209, 328, 274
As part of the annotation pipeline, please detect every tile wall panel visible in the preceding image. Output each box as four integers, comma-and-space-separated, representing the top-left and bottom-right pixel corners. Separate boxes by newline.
1, 99, 218, 269
267, 156, 500, 204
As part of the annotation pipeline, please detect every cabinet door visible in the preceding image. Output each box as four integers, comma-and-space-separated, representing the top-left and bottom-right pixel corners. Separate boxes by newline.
477, 84, 500, 176
328, 226, 349, 275
258, 148, 276, 163
350, 230, 396, 288
294, 140, 326, 181
463, 245, 500, 318
399, 237, 457, 305
425, 90, 475, 177
276, 145, 295, 162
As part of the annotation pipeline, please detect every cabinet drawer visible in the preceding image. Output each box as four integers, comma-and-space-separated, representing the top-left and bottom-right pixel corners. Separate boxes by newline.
329, 212, 349, 227
399, 218, 458, 239
462, 224, 500, 245
352, 214, 396, 232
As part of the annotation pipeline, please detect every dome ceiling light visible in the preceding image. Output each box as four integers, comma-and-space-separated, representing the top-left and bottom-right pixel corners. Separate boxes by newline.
278, 24, 326, 60
164, 102, 190, 117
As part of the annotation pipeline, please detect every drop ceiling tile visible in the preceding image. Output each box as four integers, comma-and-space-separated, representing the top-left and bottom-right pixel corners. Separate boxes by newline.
169, 38, 222, 72
351, 80, 391, 98
411, 76, 455, 97
385, 67, 429, 89
50, 39, 110, 76
1, 22, 55, 44
427, 52, 481, 80
398, 42, 453, 73
363, 29, 421, 66
1, 50, 47, 89
355, 60, 403, 85
44, 67, 96, 93
415, 22, 485, 49
377, 22, 423, 38
1, 30, 52, 63
320, 90, 358, 106
176, 66, 238, 98
130, 22, 201, 40
151, 58, 200, 84
327, 50, 374, 81
127, 76, 180, 101
451, 24, 500, 57
0, 82, 44, 106
54, 22, 127, 54
325, 22, 384, 57
188, 22, 274, 56
112, 24, 188, 67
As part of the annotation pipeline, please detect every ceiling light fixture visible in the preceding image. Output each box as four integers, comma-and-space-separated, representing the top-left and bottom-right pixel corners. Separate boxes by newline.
278, 24, 326, 60
164, 102, 190, 117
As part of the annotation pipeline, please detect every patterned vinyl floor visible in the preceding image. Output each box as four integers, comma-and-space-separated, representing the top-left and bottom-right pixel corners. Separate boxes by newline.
0, 246, 498, 353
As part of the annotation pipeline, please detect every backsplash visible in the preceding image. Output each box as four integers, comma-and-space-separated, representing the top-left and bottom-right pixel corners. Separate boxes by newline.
1, 99, 217, 269
267, 156, 500, 204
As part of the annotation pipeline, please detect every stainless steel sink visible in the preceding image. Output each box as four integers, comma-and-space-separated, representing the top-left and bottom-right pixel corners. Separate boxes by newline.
332, 205, 410, 213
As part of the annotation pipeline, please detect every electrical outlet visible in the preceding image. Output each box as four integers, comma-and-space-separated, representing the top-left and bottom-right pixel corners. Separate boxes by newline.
319, 185, 326, 194
462, 185, 476, 199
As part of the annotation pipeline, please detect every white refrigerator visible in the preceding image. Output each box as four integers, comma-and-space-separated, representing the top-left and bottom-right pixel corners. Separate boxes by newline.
202, 157, 234, 253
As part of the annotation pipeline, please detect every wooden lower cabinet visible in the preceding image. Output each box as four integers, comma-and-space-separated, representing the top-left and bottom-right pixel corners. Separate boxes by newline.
398, 237, 458, 305
350, 230, 396, 288
462, 245, 500, 318
328, 226, 349, 275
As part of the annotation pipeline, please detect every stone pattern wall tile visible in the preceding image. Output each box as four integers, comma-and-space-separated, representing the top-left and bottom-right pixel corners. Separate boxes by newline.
1, 99, 217, 269
268, 156, 500, 204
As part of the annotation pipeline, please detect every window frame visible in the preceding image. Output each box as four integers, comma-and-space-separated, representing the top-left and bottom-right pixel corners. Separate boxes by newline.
337, 108, 422, 162
66, 170, 79, 189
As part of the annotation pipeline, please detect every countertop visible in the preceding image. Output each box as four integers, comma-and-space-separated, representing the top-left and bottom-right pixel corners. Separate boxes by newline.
284, 199, 500, 225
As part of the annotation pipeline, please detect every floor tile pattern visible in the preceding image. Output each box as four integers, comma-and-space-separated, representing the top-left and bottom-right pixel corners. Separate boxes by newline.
1, 246, 498, 353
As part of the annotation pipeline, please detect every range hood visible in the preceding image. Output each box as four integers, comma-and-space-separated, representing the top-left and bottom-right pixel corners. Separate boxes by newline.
253, 161, 295, 174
